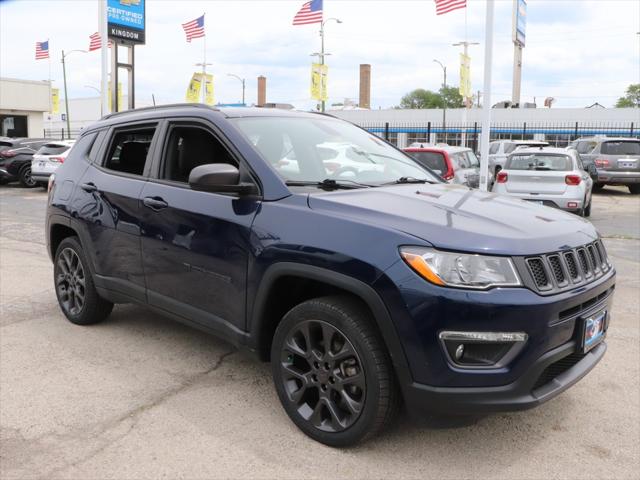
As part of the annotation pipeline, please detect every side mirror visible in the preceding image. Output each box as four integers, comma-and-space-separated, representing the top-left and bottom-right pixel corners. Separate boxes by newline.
188, 163, 257, 195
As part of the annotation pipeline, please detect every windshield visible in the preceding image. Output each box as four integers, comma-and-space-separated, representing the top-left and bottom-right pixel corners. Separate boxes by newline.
601, 141, 640, 155
232, 116, 438, 185
507, 154, 572, 171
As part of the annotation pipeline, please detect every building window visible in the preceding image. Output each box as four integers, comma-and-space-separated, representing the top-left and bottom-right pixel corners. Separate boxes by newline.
0, 115, 28, 137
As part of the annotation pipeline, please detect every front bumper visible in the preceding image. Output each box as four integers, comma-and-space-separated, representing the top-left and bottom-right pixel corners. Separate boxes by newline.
403, 341, 606, 415
376, 258, 615, 416
492, 190, 586, 212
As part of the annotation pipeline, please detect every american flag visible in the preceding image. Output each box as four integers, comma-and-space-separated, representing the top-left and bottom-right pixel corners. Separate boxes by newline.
35, 40, 49, 60
88, 32, 112, 51
434, 0, 467, 15
182, 15, 205, 42
292, 0, 323, 26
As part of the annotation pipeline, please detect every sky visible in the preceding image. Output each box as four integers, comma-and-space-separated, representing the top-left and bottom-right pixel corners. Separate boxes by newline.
1, 0, 639, 110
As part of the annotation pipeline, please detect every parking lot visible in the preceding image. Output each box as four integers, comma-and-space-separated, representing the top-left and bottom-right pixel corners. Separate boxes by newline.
1, 185, 638, 479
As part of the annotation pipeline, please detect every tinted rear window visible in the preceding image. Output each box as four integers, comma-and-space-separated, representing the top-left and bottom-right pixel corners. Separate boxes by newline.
406, 151, 447, 172
601, 141, 640, 155
507, 154, 572, 171
36, 144, 70, 156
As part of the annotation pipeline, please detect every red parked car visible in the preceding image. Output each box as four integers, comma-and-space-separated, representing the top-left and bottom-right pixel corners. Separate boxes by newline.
402, 144, 486, 188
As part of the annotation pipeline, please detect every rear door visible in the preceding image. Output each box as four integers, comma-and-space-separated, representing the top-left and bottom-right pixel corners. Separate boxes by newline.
73, 122, 160, 302
504, 153, 571, 194
140, 117, 261, 333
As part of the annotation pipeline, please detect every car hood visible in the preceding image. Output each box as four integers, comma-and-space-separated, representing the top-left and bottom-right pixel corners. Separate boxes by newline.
307, 183, 598, 255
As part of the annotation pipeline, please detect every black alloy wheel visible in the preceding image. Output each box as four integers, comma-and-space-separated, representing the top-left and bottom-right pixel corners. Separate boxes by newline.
279, 319, 366, 433
56, 247, 86, 316
272, 296, 399, 447
54, 237, 113, 325
19, 164, 37, 188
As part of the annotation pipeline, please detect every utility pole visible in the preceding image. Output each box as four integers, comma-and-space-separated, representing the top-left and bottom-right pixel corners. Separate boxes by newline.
511, 0, 527, 105
311, 17, 342, 112
433, 59, 447, 142
99, 0, 108, 116
453, 41, 479, 146
479, 0, 496, 192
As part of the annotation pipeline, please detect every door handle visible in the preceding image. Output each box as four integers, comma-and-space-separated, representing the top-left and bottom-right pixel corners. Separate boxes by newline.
80, 182, 97, 192
143, 196, 168, 211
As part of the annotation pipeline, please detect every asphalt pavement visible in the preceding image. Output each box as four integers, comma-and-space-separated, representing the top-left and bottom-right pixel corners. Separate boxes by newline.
1, 184, 638, 479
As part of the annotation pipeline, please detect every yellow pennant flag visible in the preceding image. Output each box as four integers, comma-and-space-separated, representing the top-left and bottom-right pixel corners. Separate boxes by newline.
311, 63, 328, 101
51, 88, 60, 114
459, 53, 472, 99
186, 73, 203, 103
107, 82, 124, 111
204, 74, 214, 106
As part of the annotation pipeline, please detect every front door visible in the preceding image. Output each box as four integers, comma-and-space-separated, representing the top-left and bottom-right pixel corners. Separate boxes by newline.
139, 121, 260, 333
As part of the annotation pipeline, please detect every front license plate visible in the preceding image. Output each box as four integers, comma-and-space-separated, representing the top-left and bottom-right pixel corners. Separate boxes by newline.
581, 310, 607, 353
619, 160, 637, 169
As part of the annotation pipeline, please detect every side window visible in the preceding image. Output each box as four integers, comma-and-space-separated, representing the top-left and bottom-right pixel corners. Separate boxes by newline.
489, 143, 500, 154
65, 132, 97, 165
104, 126, 156, 176
161, 125, 238, 183
504, 143, 517, 154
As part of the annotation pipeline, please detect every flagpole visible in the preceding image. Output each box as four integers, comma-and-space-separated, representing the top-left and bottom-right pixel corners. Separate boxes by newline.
479, 0, 495, 192
99, 0, 108, 116
202, 14, 206, 104
48, 41, 52, 136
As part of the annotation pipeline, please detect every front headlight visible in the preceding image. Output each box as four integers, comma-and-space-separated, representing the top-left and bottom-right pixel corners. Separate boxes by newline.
400, 246, 521, 289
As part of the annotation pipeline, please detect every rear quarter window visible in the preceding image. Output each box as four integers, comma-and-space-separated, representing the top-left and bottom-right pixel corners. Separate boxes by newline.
600, 141, 640, 155
63, 132, 97, 166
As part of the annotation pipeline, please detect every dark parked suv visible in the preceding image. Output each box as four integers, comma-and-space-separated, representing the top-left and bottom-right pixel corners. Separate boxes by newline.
46, 105, 616, 446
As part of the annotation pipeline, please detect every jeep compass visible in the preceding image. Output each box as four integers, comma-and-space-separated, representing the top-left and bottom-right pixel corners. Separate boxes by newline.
46, 105, 615, 446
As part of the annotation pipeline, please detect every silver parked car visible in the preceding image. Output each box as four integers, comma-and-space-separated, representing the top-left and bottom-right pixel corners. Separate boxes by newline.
573, 137, 640, 194
487, 139, 549, 175
31, 140, 75, 185
492, 147, 593, 216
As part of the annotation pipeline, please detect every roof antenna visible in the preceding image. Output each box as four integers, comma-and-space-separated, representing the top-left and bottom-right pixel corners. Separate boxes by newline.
152, 94, 156, 106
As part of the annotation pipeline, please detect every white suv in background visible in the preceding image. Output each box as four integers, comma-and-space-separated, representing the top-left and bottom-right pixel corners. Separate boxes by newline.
488, 140, 549, 175
31, 140, 75, 186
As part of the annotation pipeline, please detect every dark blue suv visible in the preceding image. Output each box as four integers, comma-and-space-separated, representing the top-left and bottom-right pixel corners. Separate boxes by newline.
46, 105, 615, 446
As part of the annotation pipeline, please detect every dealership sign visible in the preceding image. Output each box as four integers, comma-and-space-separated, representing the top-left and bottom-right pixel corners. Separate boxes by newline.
513, 0, 526, 47
108, 0, 145, 44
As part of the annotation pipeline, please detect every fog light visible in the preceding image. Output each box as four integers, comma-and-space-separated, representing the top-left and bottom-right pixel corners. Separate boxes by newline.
567, 201, 578, 209
439, 331, 528, 369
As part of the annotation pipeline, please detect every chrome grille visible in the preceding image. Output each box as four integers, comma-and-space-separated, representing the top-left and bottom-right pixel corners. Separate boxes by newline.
523, 240, 612, 293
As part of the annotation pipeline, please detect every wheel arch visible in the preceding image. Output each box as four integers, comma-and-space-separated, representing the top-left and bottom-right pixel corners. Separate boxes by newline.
249, 262, 412, 386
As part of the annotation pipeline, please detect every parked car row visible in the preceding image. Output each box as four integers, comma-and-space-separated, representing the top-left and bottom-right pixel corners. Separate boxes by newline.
0, 137, 75, 188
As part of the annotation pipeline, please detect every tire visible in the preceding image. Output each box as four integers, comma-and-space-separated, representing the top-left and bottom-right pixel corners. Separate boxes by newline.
583, 197, 592, 217
54, 237, 113, 325
271, 296, 399, 447
592, 183, 605, 192
18, 164, 37, 188
629, 185, 640, 195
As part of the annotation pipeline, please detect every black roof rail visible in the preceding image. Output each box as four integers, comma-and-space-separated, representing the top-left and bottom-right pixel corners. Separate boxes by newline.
101, 103, 219, 120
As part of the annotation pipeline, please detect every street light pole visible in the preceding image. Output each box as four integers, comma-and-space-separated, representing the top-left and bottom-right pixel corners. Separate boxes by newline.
434, 59, 447, 142
61, 49, 87, 139
315, 17, 341, 113
84, 86, 102, 116
227, 73, 246, 105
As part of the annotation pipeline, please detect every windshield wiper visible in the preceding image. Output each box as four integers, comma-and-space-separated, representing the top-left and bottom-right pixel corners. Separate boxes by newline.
285, 178, 371, 190
380, 176, 434, 185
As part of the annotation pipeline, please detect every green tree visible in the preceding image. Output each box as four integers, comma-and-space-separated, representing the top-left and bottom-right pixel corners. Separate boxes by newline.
399, 86, 465, 109
615, 84, 640, 108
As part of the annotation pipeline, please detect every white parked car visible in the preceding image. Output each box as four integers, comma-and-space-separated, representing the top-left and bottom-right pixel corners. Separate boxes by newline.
31, 140, 75, 185
488, 140, 549, 176
491, 147, 594, 216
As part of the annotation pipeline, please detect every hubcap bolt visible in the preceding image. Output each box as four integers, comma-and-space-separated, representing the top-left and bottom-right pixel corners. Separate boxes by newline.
313, 362, 319, 369
321, 384, 327, 391
324, 362, 330, 370
329, 377, 335, 384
